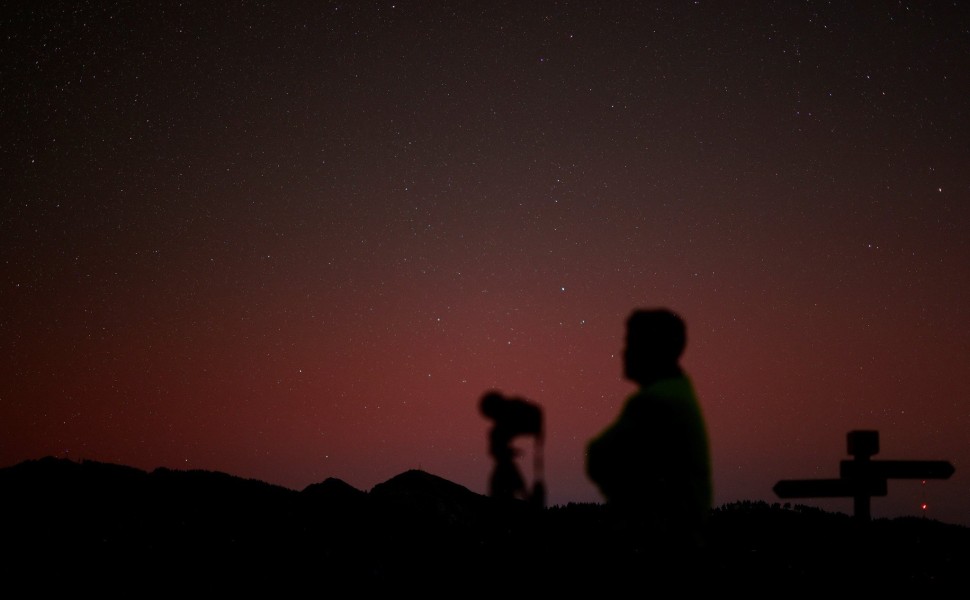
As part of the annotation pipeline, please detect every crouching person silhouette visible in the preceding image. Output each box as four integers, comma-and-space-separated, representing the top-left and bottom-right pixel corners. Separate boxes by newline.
586, 308, 713, 562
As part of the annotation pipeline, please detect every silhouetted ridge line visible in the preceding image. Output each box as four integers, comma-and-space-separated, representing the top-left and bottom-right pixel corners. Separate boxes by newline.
1, 456, 968, 593
371, 468, 481, 499
302, 476, 365, 497
368, 468, 499, 531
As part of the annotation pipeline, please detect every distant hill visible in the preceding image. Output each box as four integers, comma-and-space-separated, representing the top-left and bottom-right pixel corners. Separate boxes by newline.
2, 456, 967, 593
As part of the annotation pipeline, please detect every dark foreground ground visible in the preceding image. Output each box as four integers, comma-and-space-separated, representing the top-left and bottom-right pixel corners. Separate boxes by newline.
2, 457, 966, 594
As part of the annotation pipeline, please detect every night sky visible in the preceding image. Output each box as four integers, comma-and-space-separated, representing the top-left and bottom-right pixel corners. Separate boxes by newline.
4, 2, 969, 526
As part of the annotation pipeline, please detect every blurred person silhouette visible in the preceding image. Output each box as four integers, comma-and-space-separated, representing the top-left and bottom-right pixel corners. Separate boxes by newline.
480, 391, 545, 507
586, 308, 713, 555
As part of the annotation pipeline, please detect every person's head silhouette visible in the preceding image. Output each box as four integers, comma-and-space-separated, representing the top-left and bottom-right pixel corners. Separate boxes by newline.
623, 308, 686, 386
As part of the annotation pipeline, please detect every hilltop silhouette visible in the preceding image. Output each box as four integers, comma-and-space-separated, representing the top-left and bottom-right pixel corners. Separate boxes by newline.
2, 456, 967, 593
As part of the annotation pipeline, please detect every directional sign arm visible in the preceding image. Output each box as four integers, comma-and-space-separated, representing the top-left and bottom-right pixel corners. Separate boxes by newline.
840, 460, 955, 480
774, 478, 888, 499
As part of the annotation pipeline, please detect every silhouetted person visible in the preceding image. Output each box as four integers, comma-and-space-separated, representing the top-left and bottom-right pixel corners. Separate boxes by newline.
480, 391, 544, 506
586, 308, 713, 555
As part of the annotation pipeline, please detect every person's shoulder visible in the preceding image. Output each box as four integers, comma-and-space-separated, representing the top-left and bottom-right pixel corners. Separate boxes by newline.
645, 373, 696, 398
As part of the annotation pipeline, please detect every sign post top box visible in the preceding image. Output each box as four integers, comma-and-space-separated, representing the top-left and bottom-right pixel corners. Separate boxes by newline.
847, 430, 879, 458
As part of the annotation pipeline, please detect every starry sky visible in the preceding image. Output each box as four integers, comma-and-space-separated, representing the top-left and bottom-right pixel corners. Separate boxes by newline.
3, 1, 969, 526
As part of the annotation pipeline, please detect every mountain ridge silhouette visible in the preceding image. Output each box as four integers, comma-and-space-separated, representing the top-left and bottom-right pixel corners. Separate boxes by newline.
2, 456, 967, 593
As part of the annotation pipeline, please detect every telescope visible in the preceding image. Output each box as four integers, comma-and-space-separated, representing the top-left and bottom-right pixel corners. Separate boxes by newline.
480, 391, 545, 507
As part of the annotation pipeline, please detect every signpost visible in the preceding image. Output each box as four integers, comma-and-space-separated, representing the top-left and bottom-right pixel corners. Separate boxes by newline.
773, 430, 955, 521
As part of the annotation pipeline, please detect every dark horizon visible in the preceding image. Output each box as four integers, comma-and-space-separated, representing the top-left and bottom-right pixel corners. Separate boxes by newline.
4, 453, 969, 594
2, 448, 961, 530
